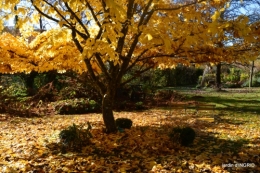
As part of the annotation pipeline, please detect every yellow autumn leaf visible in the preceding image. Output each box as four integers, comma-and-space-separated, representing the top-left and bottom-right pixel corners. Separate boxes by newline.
146, 34, 153, 41
211, 11, 220, 21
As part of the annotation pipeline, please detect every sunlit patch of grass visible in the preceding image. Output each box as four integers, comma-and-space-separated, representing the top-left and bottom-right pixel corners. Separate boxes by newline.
177, 88, 260, 111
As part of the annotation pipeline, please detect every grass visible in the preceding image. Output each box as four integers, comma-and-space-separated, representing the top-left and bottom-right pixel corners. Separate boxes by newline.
170, 87, 260, 113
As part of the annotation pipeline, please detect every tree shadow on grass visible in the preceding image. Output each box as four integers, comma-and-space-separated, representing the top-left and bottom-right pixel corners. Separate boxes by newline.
186, 95, 260, 114
216, 117, 249, 126
160, 109, 249, 127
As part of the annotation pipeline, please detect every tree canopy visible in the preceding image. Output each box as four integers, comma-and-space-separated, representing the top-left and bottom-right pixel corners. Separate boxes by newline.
0, 0, 259, 132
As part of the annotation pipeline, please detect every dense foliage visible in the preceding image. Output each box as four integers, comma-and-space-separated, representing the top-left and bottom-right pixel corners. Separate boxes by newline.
59, 122, 92, 153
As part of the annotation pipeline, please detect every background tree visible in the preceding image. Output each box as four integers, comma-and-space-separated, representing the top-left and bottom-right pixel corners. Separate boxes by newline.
219, 0, 260, 89
195, 0, 260, 89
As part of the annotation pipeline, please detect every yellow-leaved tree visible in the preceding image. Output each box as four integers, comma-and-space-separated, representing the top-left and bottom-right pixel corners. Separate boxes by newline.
0, 0, 259, 132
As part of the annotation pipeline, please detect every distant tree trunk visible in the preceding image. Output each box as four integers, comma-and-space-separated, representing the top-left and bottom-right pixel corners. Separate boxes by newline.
249, 61, 254, 88
165, 69, 172, 87
14, 5, 18, 29
14, 5, 20, 36
45, 71, 56, 82
216, 63, 221, 90
102, 85, 117, 133
201, 64, 211, 87
39, 16, 43, 31
0, 73, 2, 91
25, 71, 38, 96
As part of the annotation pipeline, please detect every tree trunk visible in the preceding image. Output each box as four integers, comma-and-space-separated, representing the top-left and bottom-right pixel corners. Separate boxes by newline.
249, 61, 254, 88
39, 15, 44, 32
201, 64, 211, 87
216, 63, 221, 90
45, 70, 57, 83
25, 71, 38, 96
102, 88, 117, 133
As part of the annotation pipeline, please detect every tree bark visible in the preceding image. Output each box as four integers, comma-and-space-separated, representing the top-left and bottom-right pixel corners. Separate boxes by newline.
102, 87, 117, 133
201, 64, 211, 87
216, 63, 221, 90
165, 69, 171, 87
25, 71, 38, 96
249, 61, 254, 88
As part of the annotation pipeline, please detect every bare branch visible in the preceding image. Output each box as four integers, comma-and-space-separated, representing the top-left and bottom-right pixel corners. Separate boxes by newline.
31, 0, 60, 23
115, 0, 135, 54
138, 0, 154, 27
85, 1, 101, 28
155, 0, 207, 11
71, 28, 83, 52
121, 65, 154, 86
42, 0, 71, 25
65, 2, 90, 38
95, 53, 112, 80
84, 59, 106, 94
31, 0, 88, 40
85, 1, 103, 39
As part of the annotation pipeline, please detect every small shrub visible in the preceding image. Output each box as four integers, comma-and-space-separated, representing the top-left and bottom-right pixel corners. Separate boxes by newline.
196, 84, 202, 89
135, 101, 144, 109
223, 82, 241, 88
89, 100, 98, 110
0, 75, 27, 97
54, 98, 100, 114
169, 126, 196, 146
154, 90, 173, 100
115, 118, 133, 129
59, 122, 92, 153
240, 73, 249, 81
242, 78, 260, 87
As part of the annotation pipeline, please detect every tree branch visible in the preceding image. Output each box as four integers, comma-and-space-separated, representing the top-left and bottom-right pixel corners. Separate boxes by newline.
138, 0, 154, 27
155, 0, 207, 11
71, 28, 83, 52
120, 65, 154, 86
31, 0, 60, 23
84, 59, 106, 94
95, 53, 112, 80
42, 0, 71, 25
85, 1, 102, 30
31, 0, 88, 40
65, 2, 91, 38
125, 44, 162, 72
115, 0, 135, 54
86, 2, 103, 39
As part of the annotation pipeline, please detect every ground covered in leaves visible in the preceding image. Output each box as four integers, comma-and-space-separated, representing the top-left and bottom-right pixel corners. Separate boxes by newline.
0, 109, 259, 172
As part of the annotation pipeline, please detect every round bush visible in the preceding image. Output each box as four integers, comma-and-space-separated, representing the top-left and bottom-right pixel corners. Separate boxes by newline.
115, 118, 133, 129
170, 126, 196, 146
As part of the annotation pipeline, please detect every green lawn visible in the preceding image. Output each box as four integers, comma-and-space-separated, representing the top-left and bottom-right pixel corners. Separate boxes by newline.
165, 87, 260, 113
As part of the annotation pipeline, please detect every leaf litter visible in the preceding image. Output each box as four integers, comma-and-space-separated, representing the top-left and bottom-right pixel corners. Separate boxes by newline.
0, 109, 259, 172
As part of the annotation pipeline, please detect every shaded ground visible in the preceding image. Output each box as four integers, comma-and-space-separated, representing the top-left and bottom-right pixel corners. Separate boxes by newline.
0, 108, 259, 172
